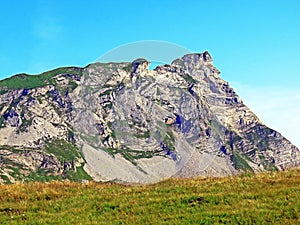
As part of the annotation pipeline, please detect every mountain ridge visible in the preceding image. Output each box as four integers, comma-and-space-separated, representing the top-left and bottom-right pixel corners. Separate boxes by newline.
0, 52, 299, 184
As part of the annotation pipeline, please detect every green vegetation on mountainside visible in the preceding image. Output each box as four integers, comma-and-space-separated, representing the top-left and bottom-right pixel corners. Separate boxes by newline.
0, 143, 91, 184
0, 67, 82, 90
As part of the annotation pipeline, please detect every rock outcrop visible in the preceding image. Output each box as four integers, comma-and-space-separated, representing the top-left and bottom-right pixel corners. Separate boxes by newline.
0, 52, 299, 184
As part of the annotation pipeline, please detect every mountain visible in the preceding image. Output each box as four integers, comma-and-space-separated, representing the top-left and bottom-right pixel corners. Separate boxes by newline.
0, 52, 299, 184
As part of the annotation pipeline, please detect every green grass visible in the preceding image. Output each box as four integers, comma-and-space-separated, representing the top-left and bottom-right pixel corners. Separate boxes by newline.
18, 118, 33, 133
259, 155, 278, 171
44, 139, 81, 162
24, 166, 92, 183
0, 158, 26, 182
163, 129, 175, 151
0, 145, 91, 183
0, 116, 5, 127
231, 151, 253, 171
0, 175, 11, 183
25, 169, 63, 183
133, 130, 151, 139
182, 73, 196, 83
210, 119, 226, 142
0, 67, 82, 90
122, 63, 133, 73
99, 89, 113, 96
63, 166, 92, 182
0, 169, 299, 224
103, 147, 163, 166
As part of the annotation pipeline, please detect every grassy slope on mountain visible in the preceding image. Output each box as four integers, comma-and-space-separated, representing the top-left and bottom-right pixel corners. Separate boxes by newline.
0, 142, 91, 183
0, 169, 299, 224
0, 67, 82, 90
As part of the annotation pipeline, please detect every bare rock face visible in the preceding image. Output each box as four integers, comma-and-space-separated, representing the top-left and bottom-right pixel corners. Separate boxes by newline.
0, 52, 299, 184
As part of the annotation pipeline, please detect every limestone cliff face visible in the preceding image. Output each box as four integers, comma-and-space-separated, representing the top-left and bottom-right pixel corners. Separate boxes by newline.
0, 52, 299, 183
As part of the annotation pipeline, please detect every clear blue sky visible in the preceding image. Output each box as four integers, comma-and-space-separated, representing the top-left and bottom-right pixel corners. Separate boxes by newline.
0, 0, 300, 146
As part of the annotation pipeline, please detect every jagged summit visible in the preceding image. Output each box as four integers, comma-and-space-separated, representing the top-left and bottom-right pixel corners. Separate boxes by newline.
0, 52, 299, 184
181, 51, 213, 63
131, 52, 214, 73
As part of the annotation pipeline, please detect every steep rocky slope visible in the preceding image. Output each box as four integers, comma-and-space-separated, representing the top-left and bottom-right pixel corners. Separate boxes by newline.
0, 52, 299, 184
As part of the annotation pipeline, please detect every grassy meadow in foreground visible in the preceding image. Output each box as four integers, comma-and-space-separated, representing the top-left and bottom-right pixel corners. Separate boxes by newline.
0, 169, 299, 224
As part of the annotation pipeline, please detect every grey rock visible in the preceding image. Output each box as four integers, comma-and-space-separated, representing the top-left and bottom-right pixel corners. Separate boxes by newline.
0, 52, 299, 184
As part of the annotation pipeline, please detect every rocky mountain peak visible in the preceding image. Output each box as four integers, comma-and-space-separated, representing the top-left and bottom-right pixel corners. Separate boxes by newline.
171, 51, 220, 79
0, 52, 299, 184
182, 51, 213, 64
